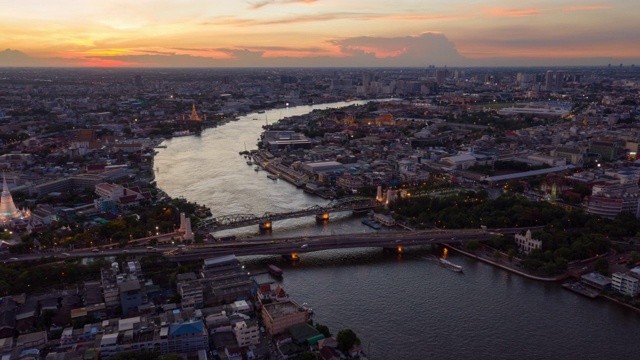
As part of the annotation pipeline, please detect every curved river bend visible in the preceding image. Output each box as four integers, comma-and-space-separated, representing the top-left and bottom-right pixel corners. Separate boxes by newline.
155, 101, 640, 360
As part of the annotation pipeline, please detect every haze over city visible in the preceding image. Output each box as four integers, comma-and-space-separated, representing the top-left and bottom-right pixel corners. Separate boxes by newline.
1, 0, 639, 68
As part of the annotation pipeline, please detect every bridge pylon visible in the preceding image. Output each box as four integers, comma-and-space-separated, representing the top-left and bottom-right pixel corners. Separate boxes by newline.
315, 212, 329, 223
259, 221, 272, 234
383, 246, 403, 254
283, 252, 299, 262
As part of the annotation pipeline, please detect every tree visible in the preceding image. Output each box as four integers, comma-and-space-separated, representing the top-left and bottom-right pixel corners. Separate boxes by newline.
594, 258, 609, 275
109, 350, 160, 360
159, 354, 185, 360
465, 240, 480, 251
315, 323, 331, 338
299, 352, 315, 360
336, 328, 361, 352
630, 251, 640, 265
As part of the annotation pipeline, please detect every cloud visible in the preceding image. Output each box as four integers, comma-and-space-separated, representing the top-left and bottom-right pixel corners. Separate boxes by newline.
483, 4, 613, 18
0, 48, 81, 67
484, 8, 541, 18
205, 11, 464, 27
328, 33, 467, 65
559, 5, 613, 12
4, 30, 638, 68
247, 0, 318, 10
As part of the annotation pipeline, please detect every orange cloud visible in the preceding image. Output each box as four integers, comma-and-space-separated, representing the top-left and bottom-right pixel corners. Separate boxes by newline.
205, 12, 464, 27
484, 4, 612, 18
484, 7, 542, 17
560, 5, 613, 11
78, 58, 140, 67
248, 0, 318, 10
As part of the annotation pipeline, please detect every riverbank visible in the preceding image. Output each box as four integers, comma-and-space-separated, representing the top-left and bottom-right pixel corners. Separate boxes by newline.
445, 244, 560, 282
448, 244, 640, 315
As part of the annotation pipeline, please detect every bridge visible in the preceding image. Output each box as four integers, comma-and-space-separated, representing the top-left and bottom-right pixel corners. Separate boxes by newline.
165, 228, 506, 262
196, 197, 378, 232
4, 228, 528, 264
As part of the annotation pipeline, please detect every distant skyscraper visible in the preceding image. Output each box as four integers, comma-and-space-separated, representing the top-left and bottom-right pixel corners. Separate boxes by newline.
362, 72, 372, 88
435, 69, 446, 86
545, 70, 563, 91
133, 75, 143, 86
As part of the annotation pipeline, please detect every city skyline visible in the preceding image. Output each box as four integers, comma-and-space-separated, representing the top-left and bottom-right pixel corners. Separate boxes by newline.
1, 0, 639, 68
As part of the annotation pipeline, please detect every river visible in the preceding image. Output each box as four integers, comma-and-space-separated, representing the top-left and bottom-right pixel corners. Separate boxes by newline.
154, 101, 640, 360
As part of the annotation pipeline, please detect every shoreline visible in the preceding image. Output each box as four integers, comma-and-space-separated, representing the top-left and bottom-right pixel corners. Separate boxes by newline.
445, 244, 559, 282
447, 244, 640, 314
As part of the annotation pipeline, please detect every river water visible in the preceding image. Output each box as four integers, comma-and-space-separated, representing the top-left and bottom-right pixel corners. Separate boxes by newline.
155, 101, 640, 360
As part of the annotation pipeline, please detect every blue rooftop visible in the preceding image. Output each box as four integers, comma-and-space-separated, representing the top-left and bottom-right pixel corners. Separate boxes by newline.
169, 321, 204, 337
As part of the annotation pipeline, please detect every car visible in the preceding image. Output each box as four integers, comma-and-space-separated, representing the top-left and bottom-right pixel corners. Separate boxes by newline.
122, 250, 129, 253
301, 244, 308, 249
9, 257, 18, 261
61, 253, 70, 256
92, 248, 100, 252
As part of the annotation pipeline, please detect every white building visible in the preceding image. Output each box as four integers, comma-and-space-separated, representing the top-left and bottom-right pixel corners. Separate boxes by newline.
233, 320, 260, 347
514, 230, 542, 255
373, 213, 396, 226
440, 153, 476, 170
611, 272, 639, 297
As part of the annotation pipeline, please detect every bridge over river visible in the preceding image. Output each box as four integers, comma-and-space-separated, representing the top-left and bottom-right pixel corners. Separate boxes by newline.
196, 197, 378, 232
165, 228, 515, 262
5, 228, 530, 264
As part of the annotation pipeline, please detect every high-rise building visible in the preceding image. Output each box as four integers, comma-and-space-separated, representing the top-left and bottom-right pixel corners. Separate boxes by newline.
362, 71, 373, 92
435, 69, 446, 86
545, 70, 564, 91
133, 75, 143, 86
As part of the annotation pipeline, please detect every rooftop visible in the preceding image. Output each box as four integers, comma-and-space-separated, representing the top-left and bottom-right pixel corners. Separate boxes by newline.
263, 300, 305, 318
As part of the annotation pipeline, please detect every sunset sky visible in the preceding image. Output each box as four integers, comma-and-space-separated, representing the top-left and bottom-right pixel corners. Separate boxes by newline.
1, 0, 638, 67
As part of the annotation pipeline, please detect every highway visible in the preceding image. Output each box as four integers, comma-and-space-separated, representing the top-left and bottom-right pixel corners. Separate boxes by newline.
1, 228, 525, 264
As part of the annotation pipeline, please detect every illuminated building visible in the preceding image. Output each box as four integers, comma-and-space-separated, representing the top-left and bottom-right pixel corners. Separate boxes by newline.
0, 173, 30, 226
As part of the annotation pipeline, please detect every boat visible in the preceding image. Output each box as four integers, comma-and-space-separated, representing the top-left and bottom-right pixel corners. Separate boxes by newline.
267, 174, 278, 180
254, 166, 261, 172
362, 219, 381, 230
268, 264, 283, 277
439, 257, 464, 272
257, 110, 266, 114
302, 302, 314, 315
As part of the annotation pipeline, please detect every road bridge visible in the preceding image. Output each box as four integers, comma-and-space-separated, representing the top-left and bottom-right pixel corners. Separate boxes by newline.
5, 227, 530, 264
166, 228, 498, 262
196, 197, 378, 233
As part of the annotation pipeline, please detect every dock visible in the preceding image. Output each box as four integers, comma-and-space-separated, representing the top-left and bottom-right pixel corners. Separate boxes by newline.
562, 282, 599, 299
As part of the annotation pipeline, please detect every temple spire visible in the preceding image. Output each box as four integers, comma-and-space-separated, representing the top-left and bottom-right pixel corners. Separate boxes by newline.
189, 103, 202, 121
1, 172, 21, 222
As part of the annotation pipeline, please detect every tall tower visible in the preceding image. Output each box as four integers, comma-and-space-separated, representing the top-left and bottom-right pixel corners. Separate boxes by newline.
545, 70, 563, 91
435, 69, 446, 86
